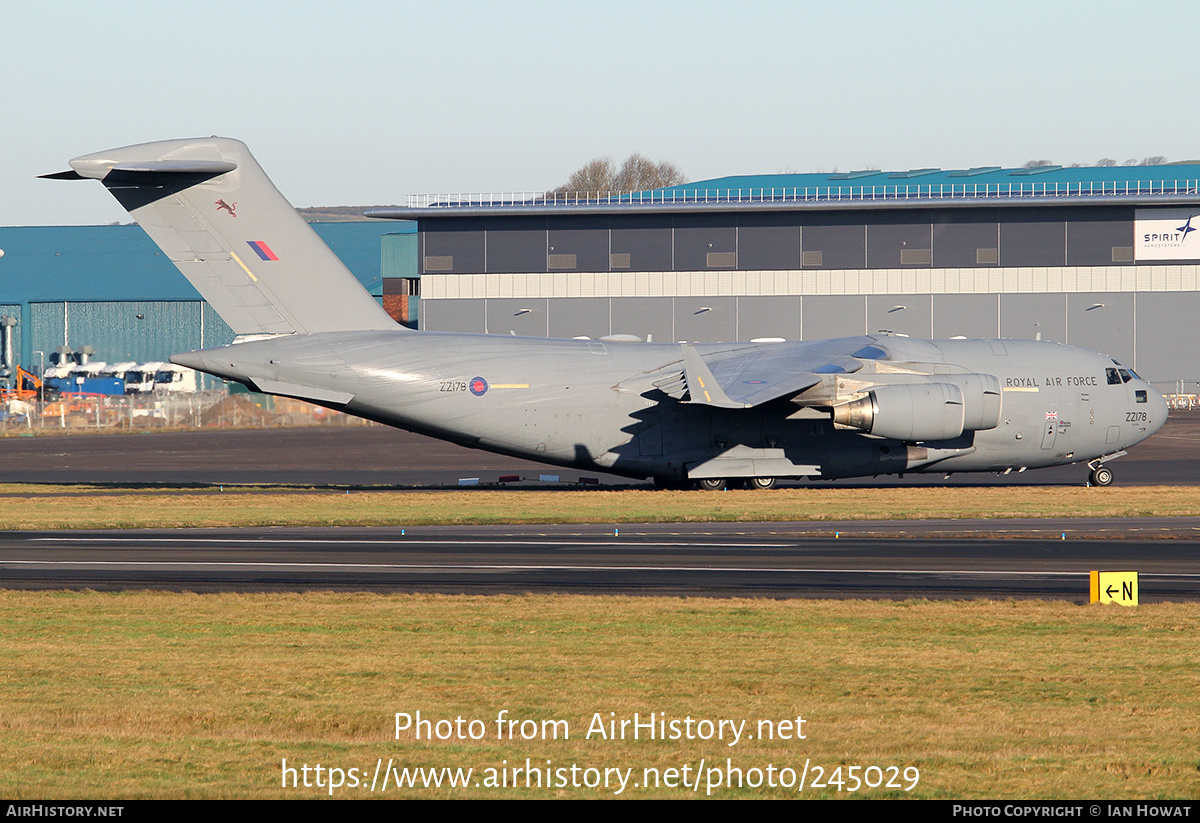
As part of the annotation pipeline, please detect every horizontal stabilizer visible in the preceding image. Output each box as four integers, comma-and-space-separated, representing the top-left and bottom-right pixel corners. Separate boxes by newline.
68, 159, 239, 179
248, 378, 354, 406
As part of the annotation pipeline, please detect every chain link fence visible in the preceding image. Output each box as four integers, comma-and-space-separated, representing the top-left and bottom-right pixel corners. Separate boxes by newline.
0, 390, 378, 435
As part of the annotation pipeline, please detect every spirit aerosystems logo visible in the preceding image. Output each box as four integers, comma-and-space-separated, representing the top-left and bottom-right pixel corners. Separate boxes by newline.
1177, 214, 1196, 241
1135, 208, 1200, 260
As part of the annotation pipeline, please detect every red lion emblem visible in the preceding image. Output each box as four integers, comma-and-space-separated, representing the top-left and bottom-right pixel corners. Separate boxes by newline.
215, 199, 238, 216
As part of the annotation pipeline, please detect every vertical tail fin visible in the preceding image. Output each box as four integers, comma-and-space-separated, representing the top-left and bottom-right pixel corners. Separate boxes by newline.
52, 137, 397, 336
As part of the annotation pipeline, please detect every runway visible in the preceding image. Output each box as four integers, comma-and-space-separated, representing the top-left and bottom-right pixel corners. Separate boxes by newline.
0, 412, 1197, 487
4, 520, 1200, 600
0, 415, 1196, 599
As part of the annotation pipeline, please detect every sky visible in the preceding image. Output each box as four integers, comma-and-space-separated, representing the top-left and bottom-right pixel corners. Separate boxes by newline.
3, 0, 1198, 227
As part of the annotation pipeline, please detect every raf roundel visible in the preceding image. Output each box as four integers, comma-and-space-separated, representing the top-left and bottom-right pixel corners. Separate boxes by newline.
469, 377, 489, 396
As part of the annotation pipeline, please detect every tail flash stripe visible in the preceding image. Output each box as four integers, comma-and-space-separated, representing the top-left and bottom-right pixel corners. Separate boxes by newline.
247, 240, 279, 261
229, 251, 259, 282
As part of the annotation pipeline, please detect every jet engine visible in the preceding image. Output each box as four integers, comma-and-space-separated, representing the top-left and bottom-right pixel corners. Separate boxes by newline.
831, 375, 1001, 442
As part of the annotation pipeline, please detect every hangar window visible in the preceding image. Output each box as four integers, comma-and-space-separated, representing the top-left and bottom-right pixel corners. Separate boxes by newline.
900, 248, 931, 265
1111, 246, 1133, 263
610, 253, 631, 269
384, 277, 420, 297
424, 256, 453, 272
976, 248, 998, 265
801, 250, 823, 267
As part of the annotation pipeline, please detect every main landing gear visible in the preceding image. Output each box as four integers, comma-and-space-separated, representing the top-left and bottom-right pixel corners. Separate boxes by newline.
693, 477, 778, 490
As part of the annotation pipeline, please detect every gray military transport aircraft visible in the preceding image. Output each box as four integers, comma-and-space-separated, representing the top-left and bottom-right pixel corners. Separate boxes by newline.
47, 137, 1167, 488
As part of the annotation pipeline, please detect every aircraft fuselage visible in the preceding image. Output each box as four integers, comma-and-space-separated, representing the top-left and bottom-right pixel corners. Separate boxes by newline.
175, 331, 1166, 484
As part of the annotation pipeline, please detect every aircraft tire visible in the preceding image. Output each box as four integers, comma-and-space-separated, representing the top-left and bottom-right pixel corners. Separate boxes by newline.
748, 477, 777, 490
696, 478, 727, 491
1090, 467, 1114, 487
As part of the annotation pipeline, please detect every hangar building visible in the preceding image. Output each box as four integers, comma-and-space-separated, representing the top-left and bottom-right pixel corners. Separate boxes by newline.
3, 164, 1198, 398
0, 221, 415, 379
372, 163, 1200, 395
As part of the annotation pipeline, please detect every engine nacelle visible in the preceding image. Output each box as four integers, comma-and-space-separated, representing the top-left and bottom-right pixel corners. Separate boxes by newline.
832, 382, 967, 441
939, 373, 1002, 432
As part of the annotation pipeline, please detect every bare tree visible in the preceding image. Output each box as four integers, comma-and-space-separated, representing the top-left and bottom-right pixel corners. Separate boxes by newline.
554, 157, 617, 194
1139, 156, 1168, 166
1022, 159, 1055, 168
552, 154, 687, 195
1095, 158, 1117, 167
614, 154, 687, 191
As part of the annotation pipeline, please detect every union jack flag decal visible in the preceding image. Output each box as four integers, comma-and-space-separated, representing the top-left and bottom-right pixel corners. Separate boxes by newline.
1045, 411, 1058, 420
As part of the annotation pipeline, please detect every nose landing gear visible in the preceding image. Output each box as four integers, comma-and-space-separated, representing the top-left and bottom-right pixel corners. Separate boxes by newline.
1087, 451, 1125, 487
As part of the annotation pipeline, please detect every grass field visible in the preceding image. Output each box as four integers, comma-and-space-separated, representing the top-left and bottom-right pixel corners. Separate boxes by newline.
1, 592, 1196, 799
2, 483, 1200, 529
2, 484, 1197, 799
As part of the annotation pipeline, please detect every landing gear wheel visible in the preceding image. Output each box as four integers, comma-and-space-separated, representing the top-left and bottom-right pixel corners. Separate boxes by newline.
696, 478, 727, 491
748, 477, 777, 490
1090, 466, 1114, 487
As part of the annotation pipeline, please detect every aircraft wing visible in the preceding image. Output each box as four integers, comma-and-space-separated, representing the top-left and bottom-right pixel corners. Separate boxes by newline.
678, 337, 873, 408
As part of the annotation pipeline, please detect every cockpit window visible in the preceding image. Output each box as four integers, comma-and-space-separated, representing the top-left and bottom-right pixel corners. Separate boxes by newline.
1106, 368, 1121, 385
1109, 359, 1143, 378
1118, 368, 1132, 383
1135, 390, 1147, 404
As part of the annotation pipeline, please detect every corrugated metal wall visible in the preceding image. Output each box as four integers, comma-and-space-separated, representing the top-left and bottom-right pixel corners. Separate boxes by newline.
419, 291, 1200, 392
417, 207, 1138, 275
27, 301, 234, 365
0, 221, 406, 378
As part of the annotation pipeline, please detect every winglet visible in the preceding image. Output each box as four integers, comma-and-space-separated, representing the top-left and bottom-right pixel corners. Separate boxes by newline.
681, 344, 748, 408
